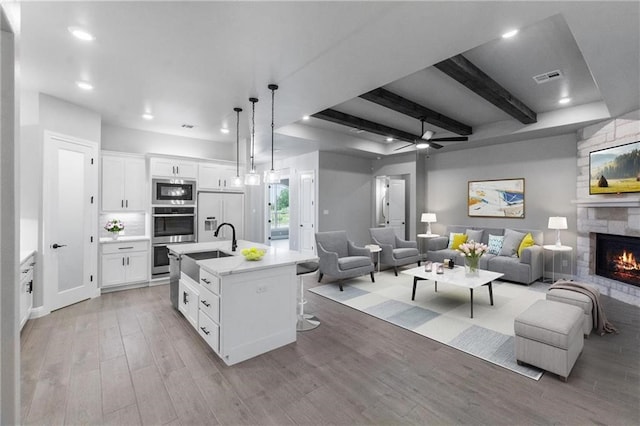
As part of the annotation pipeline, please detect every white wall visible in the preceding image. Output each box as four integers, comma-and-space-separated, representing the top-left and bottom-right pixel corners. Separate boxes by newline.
102, 124, 235, 161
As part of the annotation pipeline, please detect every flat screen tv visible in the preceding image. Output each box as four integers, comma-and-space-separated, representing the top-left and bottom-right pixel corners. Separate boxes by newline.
589, 141, 640, 194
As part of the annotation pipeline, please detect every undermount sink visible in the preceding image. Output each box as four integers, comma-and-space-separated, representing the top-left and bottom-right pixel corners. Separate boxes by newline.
184, 250, 233, 261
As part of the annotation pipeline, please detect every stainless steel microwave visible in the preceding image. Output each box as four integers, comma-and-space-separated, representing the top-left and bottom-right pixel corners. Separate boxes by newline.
152, 178, 196, 205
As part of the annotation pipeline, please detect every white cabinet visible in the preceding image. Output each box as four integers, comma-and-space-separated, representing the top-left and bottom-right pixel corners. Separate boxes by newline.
100, 241, 149, 288
19, 253, 35, 330
198, 163, 242, 191
102, 154, 146, 211
178, 276, 199, 329
150, 157, 197, 179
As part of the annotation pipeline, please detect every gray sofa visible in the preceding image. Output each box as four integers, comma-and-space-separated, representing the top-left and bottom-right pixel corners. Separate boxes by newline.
426, 225, 543, 285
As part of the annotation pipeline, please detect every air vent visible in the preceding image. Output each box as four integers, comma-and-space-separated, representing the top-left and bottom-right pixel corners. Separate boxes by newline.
533, 70, 563, 84
181, 124, 194, 129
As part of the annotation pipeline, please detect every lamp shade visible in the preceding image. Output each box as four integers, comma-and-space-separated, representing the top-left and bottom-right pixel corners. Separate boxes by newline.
548, 216, 568, 230
421, 213, 437, 223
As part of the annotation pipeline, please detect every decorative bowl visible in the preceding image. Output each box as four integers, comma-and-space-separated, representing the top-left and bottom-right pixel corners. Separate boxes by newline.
241, 247, 266, 261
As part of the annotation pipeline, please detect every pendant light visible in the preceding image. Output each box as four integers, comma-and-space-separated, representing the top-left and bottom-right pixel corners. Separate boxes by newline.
231, 107, 243, 187
244, 97, 261, 186
265, 83, 280, 184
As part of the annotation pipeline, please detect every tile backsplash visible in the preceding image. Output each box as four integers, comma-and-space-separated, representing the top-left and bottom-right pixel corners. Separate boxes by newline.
100, 212, 147, 237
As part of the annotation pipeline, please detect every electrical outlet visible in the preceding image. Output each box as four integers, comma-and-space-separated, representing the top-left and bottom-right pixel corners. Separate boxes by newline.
562, 259, 568, 267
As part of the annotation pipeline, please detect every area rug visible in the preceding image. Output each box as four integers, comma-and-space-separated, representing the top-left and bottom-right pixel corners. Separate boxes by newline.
309, 270, 547, 380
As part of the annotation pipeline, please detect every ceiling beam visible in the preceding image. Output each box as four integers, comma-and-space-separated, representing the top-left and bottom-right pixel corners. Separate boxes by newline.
312, 109, 442, 149
434, 54, 537, 124
359, 88, 472, 135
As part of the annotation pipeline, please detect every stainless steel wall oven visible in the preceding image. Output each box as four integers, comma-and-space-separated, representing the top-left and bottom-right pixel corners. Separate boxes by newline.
152, 206, 196, 275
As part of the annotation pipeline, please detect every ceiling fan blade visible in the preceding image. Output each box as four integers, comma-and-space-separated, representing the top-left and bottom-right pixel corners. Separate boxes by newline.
428, 142, 443, 149
430, 136, 469, 142
394, 143, 415, 151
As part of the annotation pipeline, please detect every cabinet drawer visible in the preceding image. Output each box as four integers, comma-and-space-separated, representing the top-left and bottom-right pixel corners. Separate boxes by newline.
199, 269, 220, 294
198, 310, 220, 352
198, 286, 220, 323
102, 241, 148, 254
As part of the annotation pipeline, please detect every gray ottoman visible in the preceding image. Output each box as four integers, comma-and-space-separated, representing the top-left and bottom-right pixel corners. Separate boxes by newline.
514, 300, 584, 381
547, 285, 598, 337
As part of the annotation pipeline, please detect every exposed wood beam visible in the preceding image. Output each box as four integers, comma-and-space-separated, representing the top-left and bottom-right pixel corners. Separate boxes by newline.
312, 109, 442, 149
434, 54, 537, 124
359, 88, 472, 136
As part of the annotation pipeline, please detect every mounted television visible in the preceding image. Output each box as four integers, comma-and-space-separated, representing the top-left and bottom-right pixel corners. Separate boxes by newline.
589, 141, 640, 194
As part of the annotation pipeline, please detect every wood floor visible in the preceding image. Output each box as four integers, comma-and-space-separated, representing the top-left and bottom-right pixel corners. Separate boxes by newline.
21, 276, 640, 425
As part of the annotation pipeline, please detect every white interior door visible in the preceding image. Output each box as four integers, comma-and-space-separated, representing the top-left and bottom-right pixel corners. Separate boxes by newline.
43, 132, 98, 311
388, 178, 406, 239
298, 171, 315, 253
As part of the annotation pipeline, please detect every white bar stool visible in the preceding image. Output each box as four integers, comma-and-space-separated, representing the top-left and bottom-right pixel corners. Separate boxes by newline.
296, 262, 320, 331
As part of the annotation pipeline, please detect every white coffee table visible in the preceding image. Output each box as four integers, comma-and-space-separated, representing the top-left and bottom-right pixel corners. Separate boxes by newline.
402, 265, 504, 318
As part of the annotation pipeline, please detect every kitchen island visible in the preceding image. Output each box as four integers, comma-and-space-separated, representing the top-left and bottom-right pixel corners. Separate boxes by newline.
167, 240, 317, 366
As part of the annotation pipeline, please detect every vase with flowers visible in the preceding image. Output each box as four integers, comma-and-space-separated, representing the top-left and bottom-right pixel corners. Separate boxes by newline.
457, 240, 488, 276
104, 219, 125, 239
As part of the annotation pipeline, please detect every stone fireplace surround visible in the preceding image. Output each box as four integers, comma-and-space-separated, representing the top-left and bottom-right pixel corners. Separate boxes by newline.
575, 110, 640, 307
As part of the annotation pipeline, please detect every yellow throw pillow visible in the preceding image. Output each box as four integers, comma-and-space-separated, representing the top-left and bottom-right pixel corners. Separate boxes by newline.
451, 233, 468, 250
517, 232, 535, 257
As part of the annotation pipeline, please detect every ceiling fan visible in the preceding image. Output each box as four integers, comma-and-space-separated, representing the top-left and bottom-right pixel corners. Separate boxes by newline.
394, 118, 469, 151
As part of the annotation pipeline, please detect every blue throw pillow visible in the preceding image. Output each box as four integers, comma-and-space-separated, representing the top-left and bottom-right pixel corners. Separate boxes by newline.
487, 234, 504, 255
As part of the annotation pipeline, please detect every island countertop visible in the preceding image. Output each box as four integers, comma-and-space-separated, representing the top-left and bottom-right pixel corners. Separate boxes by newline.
167, 240, 318, 276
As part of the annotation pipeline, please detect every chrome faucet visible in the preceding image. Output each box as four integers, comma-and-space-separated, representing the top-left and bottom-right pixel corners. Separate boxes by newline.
214, 222, 237, 252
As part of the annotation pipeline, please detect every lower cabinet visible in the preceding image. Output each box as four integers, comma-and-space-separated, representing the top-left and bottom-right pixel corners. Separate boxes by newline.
177, 265, 296, 366
19, 253, 35, 330
100, 240, 149, 288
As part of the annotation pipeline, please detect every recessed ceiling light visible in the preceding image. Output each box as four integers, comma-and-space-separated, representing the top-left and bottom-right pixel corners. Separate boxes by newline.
502, 29, 519, 39
76, 81, 93, 91
68, 27, 95, 41
416, 142, 429, 149
386, 137, 394, 142
302, 115, 310, 121
220, 128, 230, 134
559, 97, 572, 105
142, 113, 154, 120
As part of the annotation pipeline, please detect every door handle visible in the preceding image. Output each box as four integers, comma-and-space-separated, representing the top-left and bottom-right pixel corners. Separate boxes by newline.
52, 243, 67, 249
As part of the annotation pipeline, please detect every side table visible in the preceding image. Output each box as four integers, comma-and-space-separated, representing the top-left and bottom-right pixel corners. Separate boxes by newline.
543, 245, 573, 283
365, 244, 382, 272
417, 233, 440, 260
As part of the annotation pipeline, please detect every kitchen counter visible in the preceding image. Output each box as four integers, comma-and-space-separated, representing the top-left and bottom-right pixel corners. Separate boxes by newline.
100, 235, 151, 244
167, 240, 317, 276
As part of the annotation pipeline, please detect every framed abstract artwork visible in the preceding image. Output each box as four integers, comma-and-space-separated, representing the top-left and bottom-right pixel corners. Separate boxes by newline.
468, 178, 525, 218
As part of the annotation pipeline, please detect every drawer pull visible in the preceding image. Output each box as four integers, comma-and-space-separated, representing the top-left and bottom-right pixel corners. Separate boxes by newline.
201, 278, 211, 284
200, 300, 210, 307
118, 246, 134, 250
200, 326, 210, 335
27, 280, 33, 294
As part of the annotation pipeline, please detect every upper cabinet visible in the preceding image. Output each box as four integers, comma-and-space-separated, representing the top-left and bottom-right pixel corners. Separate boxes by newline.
198, 162, 243, 191
102, 154, 147, 211
150, 157, 197, 179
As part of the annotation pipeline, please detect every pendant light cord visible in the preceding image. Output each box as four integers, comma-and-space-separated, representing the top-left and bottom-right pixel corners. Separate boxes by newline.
268, 84, 278, 172
233, 107, 242, 177
249, 97, 258, 172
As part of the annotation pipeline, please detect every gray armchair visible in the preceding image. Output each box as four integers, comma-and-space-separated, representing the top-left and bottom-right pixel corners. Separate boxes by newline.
369, 227, 421, 276
315, 231, 375, 291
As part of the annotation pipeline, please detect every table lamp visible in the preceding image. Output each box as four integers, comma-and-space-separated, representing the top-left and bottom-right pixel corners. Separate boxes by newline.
421, 213, 437, 236
548, 216, 568, 247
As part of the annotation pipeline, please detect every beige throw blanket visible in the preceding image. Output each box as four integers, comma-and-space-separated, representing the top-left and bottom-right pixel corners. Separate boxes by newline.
550, 280, 618, 335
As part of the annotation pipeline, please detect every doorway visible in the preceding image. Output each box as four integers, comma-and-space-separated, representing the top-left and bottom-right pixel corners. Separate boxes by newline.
42, 131, 99, 312
267, 177, 290, 247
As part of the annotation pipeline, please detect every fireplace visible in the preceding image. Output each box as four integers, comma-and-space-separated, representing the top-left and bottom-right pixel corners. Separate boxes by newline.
595, 233, 640, 288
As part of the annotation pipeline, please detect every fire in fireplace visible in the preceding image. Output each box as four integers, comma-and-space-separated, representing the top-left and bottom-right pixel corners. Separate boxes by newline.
595, 233, 640, 287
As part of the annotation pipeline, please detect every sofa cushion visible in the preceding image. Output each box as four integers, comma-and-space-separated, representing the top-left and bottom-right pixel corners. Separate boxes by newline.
487, 234, 504, 255
451, 233, 468, 249
500, 229, 525, 257
517, 232, 535, 257
466, 229, 484, 244
448, 232, 464, 248
338, 256, 372, 270
393, 247, 419, 259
